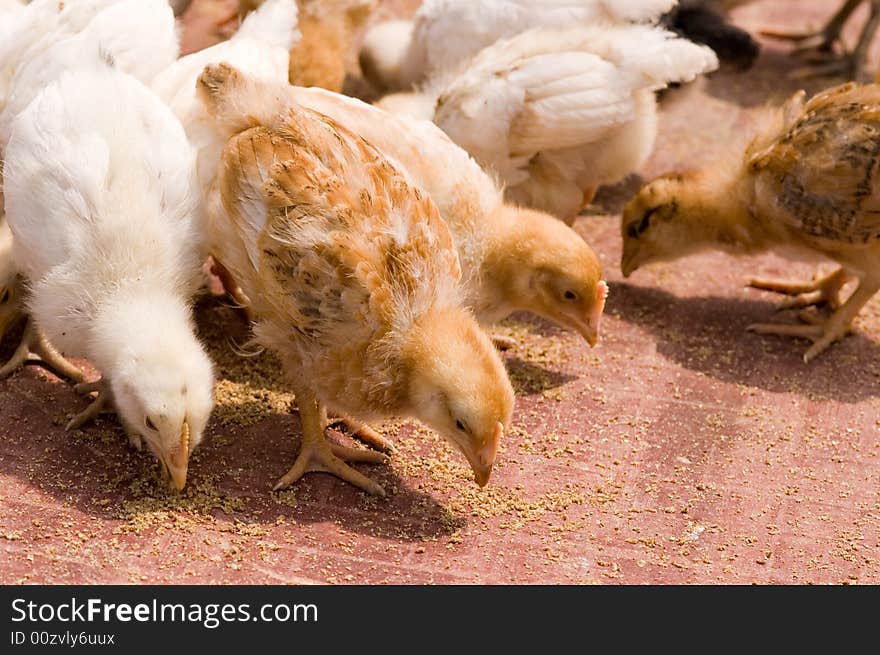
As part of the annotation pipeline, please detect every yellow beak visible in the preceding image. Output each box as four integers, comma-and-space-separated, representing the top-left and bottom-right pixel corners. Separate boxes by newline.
164, 421, 190, 491
468, 422, 503, 487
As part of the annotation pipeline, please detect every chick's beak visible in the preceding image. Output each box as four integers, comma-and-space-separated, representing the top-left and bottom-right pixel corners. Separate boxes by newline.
621, 250, 639, 278
580, 281, 608, 347
467, 422, 503, 487
163, 421, 190, 491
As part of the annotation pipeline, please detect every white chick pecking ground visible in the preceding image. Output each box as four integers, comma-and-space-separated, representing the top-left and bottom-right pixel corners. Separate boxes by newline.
3, 52, 214, 490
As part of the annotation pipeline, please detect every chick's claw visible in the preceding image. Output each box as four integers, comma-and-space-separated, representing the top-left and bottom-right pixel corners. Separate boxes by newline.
66, 378, 111, 431
0, 320, 84, 382
749, 268, 848, 310
330, 416, 397, 454
491, 335, 517, 351
274, 438, 387, 497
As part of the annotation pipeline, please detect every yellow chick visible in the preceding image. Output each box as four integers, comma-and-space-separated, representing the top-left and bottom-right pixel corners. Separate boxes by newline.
240, 83, 608, 349
199, 63, 514, 496
0, 216, 22, 346
239, 0, 374, 92
621, 82, 880, 362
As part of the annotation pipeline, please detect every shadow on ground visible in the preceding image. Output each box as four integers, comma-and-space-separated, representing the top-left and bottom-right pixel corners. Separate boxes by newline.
607, 282, 880, 402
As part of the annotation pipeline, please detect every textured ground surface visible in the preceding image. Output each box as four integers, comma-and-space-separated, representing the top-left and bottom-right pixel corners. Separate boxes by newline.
1, 0, 879, 585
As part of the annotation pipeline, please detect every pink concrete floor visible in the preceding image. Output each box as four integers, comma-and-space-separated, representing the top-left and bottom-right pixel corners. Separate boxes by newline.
1, 0, 878, 584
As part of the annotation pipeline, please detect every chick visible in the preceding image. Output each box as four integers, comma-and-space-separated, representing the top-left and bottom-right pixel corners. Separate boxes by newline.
763, 0, 880, 81
237, 0, 374, 92
0, 0, 180, 382
288, 0, 374, 92
621, 82, 880, 362
3, 55, 215, 489
0, 0, 179, 111
212, 79, 608, 350
2, 0, 179, 143
359, 0, 677, 93
152, 0, 299, 309
0, 215, 77, 383
199, 63, 514, 495
377, 24, 718, 222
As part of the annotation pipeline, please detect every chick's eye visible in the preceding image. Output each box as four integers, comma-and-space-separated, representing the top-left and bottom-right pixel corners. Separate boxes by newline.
563, 290, 578, 301
0, 289, 9, 304
628, 206, 660, 239
145, 417, 157, 432
455, 420, 466, 432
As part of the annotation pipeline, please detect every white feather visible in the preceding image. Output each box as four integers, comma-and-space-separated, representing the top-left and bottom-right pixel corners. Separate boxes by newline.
361, 0, 679, 90
385, 23, 718, 219
4, 60, 214, 467
152, 0, 299, 263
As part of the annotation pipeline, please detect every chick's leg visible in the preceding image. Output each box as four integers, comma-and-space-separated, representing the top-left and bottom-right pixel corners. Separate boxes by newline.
210, 258, 254, 323
747, 277, 880, 362
760, 0, 860, 51
275, 390, 387, 496
749, 267, 849, 310
765, 0, 880, 80
0, 319, 84, 382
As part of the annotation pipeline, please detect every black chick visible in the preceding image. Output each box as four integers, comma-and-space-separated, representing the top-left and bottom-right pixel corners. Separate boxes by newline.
663, 0, 761, 71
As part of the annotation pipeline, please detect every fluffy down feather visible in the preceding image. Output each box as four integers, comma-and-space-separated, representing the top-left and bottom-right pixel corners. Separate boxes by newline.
152, 0, 299, 207
3, 58, 214, 489
381, 24, 718, 221
359, 0, 678, 91
199, 63, 513, 495
198, 70, 606, 346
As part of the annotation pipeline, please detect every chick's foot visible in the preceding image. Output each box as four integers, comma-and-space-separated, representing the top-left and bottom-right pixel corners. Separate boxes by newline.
329, 416, 397, 454
760, 0, 858, 52
0, 320, 84, 382
274, 438, 388, 496
276, 394, 387, 496
66, 378, 112, 431
747, 276, 879, 362
749, 268, 849, 310
763, 0, 880, 81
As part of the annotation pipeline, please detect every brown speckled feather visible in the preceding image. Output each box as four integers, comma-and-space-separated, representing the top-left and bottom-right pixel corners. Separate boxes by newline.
217, 103, 462, 410
749, 83, 880, 245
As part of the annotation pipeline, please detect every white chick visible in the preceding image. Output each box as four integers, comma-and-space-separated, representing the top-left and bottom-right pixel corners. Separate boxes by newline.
152, 0, 299, 302
359, 0, 677, 92
0, 0, 180, 380
1, 0, 179, 146
3, 54, 214, 490
0, 0, 178, 111
378, 24, 719, 222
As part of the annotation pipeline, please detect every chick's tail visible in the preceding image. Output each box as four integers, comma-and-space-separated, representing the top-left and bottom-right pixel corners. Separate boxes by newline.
197, 62, 293, 137
234, 0, 300, 51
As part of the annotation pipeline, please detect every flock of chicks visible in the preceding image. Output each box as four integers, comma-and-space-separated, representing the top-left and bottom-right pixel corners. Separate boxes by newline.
0, 0, 878, 502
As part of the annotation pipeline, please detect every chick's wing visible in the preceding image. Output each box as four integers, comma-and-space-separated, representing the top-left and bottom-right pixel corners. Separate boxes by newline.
219, 106, 461, 344
750, 83, 880, 245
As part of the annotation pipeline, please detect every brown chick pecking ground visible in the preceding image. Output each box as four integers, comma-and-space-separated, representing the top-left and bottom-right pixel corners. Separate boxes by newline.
201, 63, 513, 497
622, 81, 880, 363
